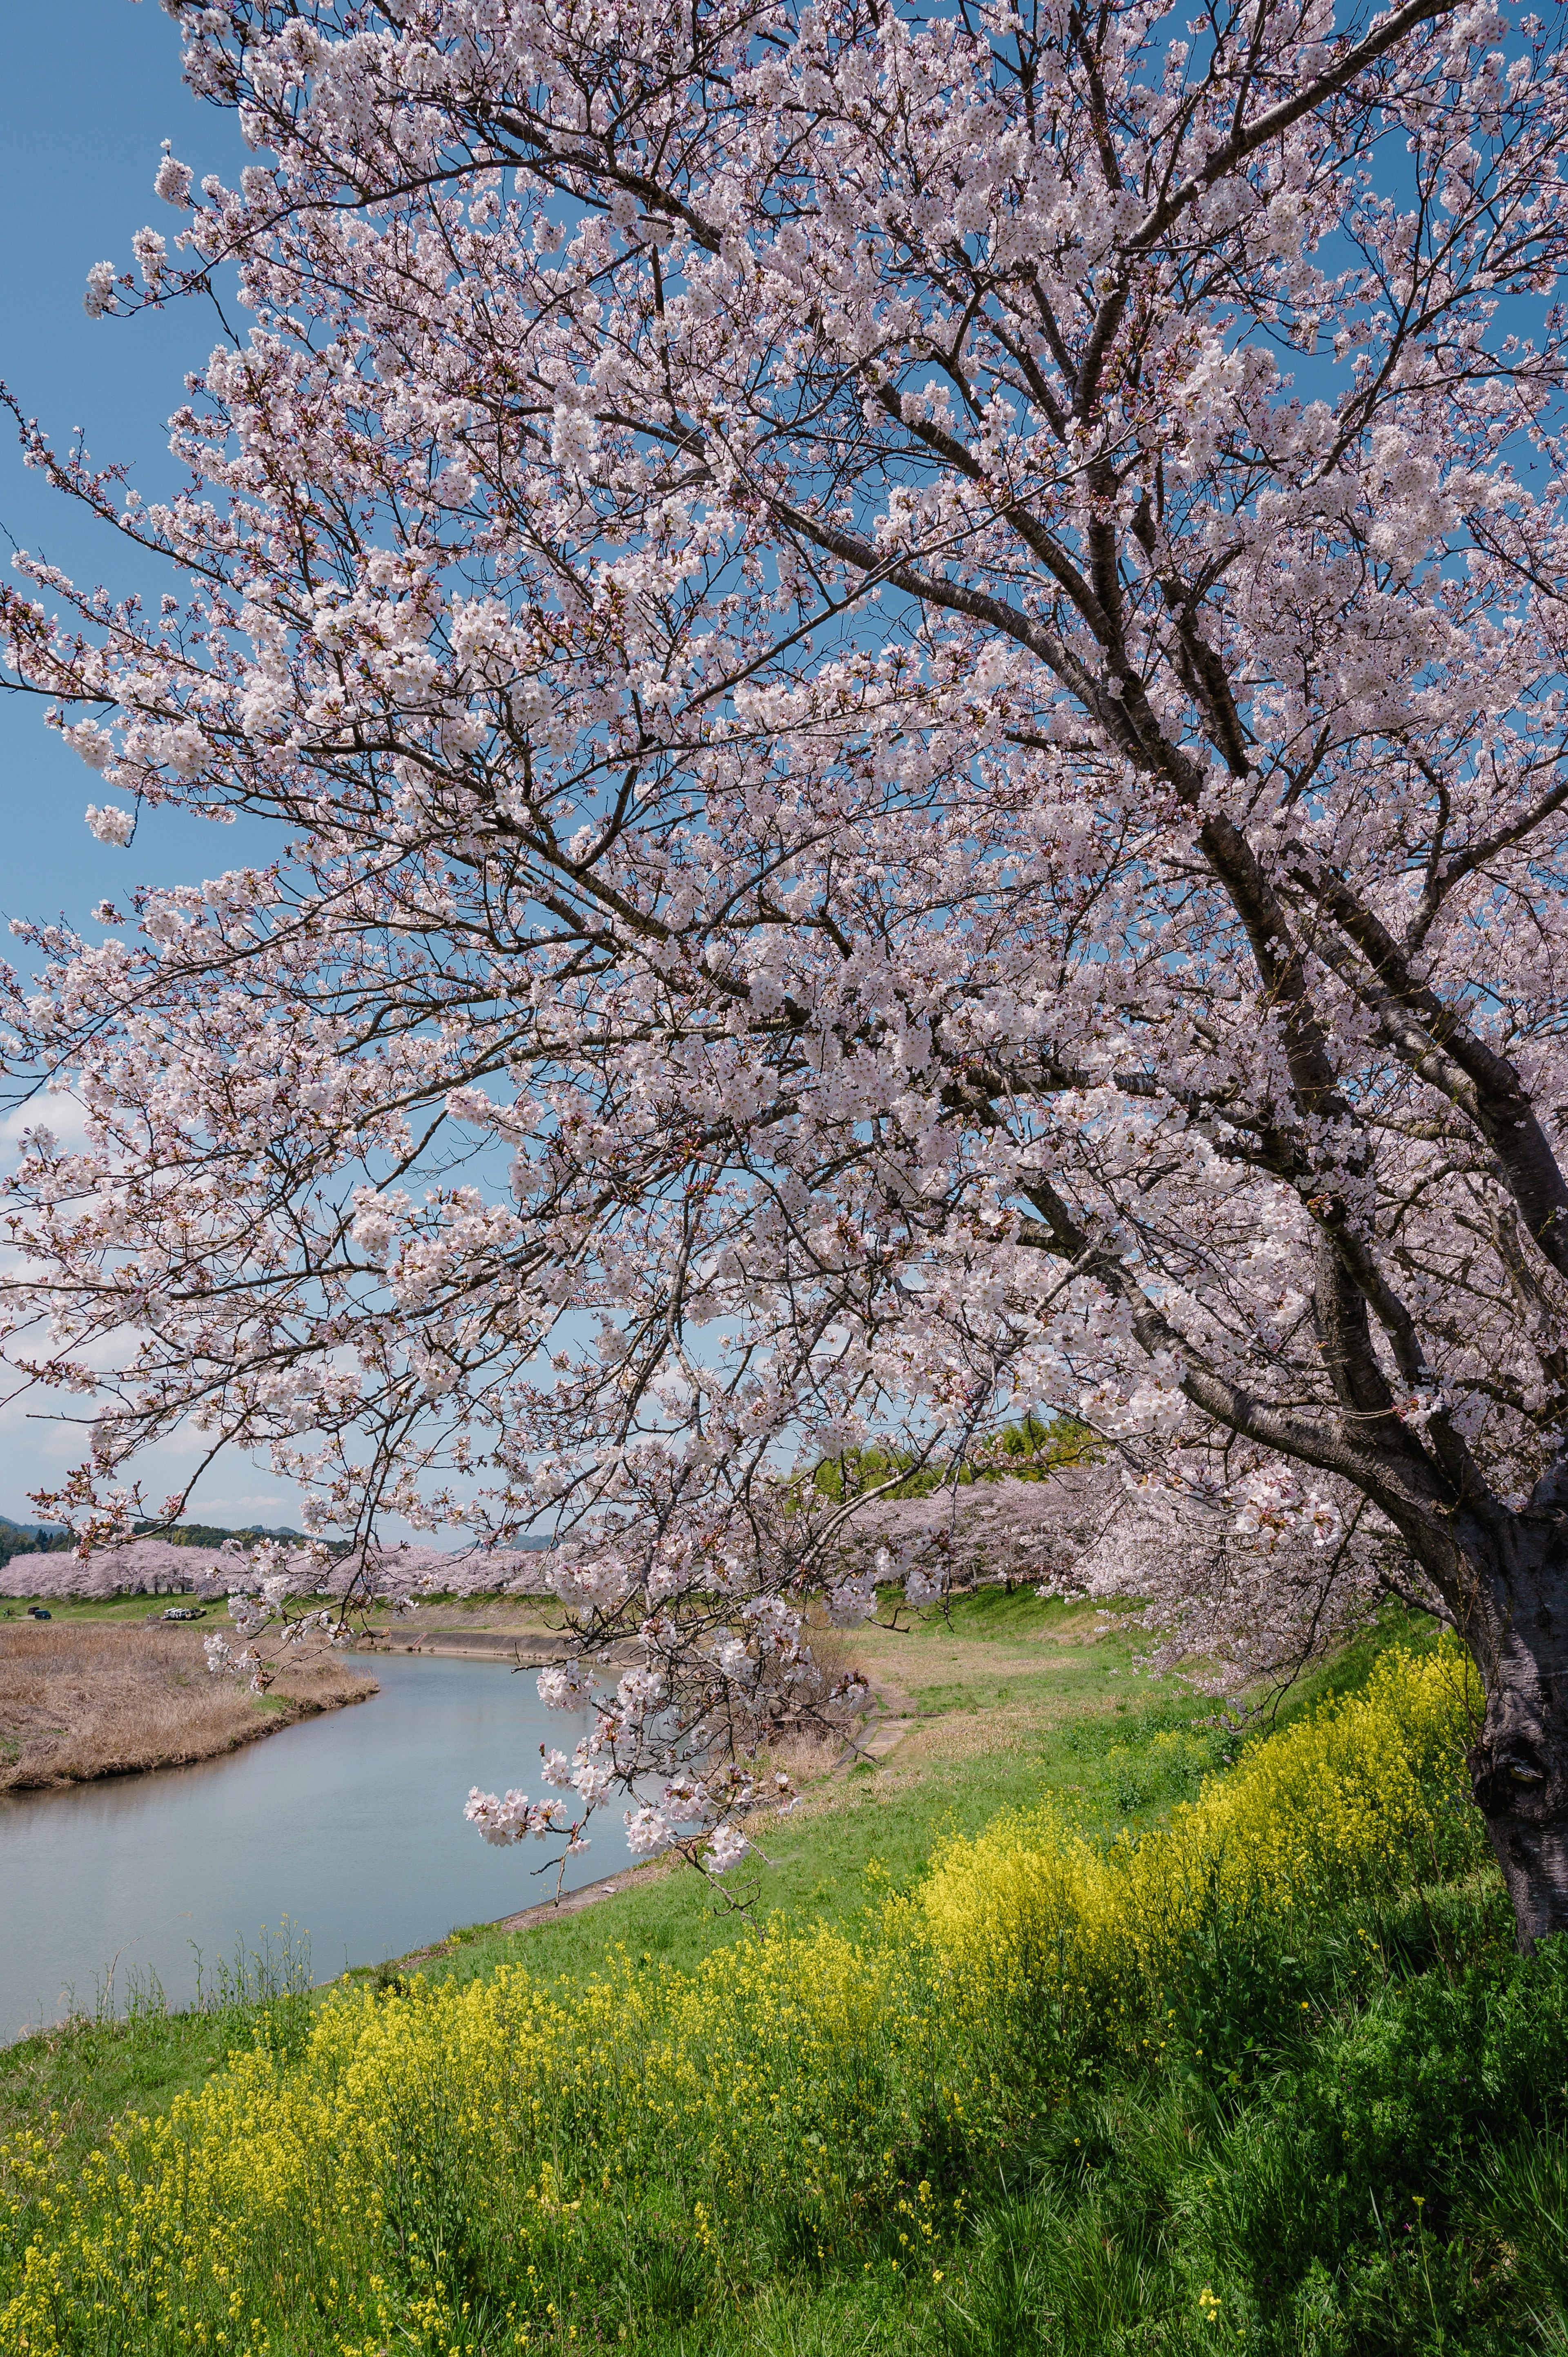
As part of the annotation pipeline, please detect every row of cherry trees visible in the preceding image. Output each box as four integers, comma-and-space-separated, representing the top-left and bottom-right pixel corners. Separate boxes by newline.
0, 1534, 555, 1601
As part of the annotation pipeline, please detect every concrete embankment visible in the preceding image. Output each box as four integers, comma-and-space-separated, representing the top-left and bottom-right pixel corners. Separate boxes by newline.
354, 1627, 641, 1666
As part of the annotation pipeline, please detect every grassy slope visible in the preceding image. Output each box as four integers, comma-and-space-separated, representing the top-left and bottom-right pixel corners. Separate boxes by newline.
426, 1594, 1426, 1996
0, 1593, 199, 1626
20, 1597, 1548, 2355
0, 1587, 1438, 2182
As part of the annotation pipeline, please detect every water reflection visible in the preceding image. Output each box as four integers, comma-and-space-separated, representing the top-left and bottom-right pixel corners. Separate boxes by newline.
0, 1653, 630, 2045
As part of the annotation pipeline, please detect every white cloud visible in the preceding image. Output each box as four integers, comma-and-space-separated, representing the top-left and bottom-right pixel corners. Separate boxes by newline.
0, 1096, 96, 1159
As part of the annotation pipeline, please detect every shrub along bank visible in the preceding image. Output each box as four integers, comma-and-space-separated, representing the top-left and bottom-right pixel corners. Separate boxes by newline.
4, 1630, 1565, 2355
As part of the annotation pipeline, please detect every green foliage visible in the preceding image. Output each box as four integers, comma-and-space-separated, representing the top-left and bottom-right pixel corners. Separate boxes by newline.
806, 1412, 1098, 1502
128, 1516, 347, 1552
0, 1524, 73, 1569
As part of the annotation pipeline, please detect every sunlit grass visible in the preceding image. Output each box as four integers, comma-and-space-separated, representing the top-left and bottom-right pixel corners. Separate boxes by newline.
8, 1630, 1557, 2355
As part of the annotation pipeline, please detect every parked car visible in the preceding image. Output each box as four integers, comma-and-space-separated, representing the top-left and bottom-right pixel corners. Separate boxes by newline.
26, 1606, 52, 1620
160, 1605, 206, 1621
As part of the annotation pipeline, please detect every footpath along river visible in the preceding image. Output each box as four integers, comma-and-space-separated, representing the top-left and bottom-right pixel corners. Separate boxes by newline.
0, 1652, 634, 2046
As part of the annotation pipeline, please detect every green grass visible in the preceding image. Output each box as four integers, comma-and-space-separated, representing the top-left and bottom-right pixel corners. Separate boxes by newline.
597, 1897, 1565, 2354
0, 1992, 274, 2159
8, 1598, 1530, 2357
0, 1599, 1441, 2152
0, 1591, 195, 1625
0, 1920, 315, 2187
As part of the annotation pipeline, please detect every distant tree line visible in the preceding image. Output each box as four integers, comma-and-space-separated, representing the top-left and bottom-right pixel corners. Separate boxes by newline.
129, 1518, 313, 1549
807, 1413, 1099, 1505
0, 1521, 73, 1570
0, 1514, 316, 1581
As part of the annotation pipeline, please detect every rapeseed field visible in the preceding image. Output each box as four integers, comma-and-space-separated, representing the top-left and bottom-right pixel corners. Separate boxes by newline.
10, 1638, 1564, 2355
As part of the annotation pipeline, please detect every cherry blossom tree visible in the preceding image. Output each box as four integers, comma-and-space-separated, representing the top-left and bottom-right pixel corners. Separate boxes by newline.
0, 1532, 553, 1603
7, 0, 1568, 1930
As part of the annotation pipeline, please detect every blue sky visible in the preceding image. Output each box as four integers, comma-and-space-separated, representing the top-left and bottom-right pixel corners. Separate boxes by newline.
0, 4, 307, 1527
0, 3, 256, 911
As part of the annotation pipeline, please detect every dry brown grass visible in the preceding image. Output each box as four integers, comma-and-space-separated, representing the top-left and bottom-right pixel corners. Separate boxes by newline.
0, 1623, 376, 1790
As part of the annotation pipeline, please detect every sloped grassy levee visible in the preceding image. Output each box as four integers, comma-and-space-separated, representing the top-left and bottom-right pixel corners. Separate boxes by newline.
5, 1643, 1568, 2354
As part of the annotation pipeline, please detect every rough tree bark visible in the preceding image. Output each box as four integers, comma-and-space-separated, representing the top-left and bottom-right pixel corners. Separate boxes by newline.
1452, 1508, 1568, 1949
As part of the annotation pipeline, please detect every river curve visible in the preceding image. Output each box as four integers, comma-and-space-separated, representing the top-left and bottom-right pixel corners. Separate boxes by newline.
0, 1652, 631, 2045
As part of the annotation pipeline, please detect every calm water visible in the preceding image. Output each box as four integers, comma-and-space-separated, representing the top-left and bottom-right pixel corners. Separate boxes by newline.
0, 1653, 633, 2045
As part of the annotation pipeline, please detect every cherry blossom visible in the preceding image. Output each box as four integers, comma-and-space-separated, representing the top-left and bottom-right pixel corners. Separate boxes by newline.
5, 0, 1568, 1937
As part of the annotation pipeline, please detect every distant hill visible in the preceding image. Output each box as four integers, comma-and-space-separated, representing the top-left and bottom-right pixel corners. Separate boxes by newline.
130, 1519, 312, 1548
0, 1517, 72, 1568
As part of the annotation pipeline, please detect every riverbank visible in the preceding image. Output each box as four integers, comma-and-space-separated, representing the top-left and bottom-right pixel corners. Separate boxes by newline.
0, 1621, 376, 1791
0, 1585, 575, 1662
0, 1585, 1131, 2115
355, 1623, 567, 1662
8, 1604, 1554, 2355
355, 1589, 568, 1661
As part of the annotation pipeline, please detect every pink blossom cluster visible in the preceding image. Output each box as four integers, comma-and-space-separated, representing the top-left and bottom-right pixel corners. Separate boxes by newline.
0, 1538, 219, 1601
317, 1544, 555, 1601
1054, 1454, 1416, 1696
463, 1787, 575, 1849
841, 1456, 1414, 1694
837, 1470, 1116, 1604
464, 1692, 792, 1877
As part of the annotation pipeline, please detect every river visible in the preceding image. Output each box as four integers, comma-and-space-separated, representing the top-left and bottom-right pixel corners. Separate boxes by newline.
0, 1652, 634, 2046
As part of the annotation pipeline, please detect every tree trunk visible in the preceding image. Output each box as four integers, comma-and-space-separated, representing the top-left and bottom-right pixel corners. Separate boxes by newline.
1460, 1513, 1568, 1949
